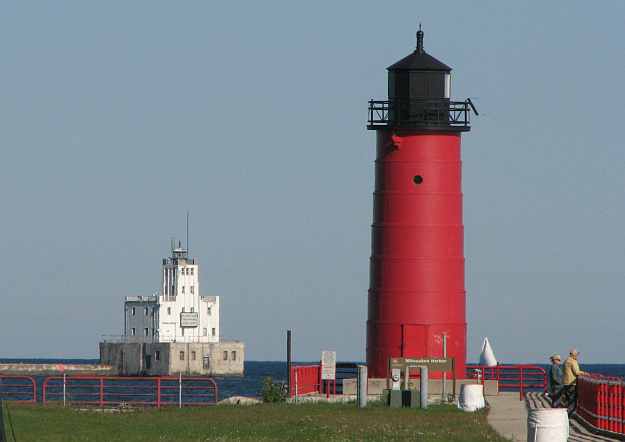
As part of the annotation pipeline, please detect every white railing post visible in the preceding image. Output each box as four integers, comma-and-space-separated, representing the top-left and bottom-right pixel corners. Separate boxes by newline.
178, 372, 182, 409
63, 374, 67, 407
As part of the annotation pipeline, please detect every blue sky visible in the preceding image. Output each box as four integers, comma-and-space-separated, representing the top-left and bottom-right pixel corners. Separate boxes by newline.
1, 1, 624, 363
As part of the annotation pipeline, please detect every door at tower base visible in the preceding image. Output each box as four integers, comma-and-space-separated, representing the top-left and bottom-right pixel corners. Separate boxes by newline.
367, 322, 466, 379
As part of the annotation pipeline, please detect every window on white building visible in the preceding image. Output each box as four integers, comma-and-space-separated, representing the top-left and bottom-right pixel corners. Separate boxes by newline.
144, 328, 149, 337
190, 286, 194, 294
132, 307, 136, 316
131, 328, 136, 336
207, 307, 211, 316
144, 307, 148, 316
179, 351, 185, 361
155, 351, 160, 361
191, 268, 194, 275
182, 286, 185, 294
223, 351, 228, 361
182, 307, 185, 313
231, 351, 236, 361
212, 328, 216, 337
181, 328, 185, 336
167, 307, 171, 315
191, 351, 196, 361
203, 328, 207, 336
190, 307, 194, 313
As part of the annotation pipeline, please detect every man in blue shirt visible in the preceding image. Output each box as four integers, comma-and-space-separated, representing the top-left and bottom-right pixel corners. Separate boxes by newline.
547, 354, 563, 406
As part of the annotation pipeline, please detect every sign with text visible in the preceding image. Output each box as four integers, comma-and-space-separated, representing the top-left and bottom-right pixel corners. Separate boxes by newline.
180, 312, 199, 328
388, 356, 457, 399
321, 351, 336, 380
389, 357, 454, 372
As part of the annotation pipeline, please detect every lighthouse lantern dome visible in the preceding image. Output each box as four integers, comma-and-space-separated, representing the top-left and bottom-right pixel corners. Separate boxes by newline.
387, 28, 451, 100
366, 26, 476, 132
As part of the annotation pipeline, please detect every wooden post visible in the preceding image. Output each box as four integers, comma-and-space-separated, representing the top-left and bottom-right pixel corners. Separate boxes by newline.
156, 378, 161, 409
99, 378, 104, 408
287, 330, 292, 397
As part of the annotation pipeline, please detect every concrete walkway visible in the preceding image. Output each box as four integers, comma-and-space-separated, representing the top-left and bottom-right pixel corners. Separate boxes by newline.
488, 392, 620, 442
487, 392, 527, 441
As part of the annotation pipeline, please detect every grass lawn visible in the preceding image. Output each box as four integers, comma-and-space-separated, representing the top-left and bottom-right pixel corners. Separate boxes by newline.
2, 402, 508, 442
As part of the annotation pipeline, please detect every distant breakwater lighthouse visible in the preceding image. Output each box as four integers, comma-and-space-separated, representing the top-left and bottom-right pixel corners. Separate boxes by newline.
100, 241, 245, 376
366, 27, 477, 379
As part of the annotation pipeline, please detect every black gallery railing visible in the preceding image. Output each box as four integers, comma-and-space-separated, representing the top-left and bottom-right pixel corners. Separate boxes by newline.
367, 98, 477, 130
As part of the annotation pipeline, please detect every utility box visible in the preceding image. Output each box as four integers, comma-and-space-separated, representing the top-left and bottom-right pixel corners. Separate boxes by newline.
385, 389, 403, 408
402, 389, 421, 408
385, 389, 421, 408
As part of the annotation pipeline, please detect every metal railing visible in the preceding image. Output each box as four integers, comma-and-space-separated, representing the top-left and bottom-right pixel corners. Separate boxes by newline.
577, 374, 625, 436
289, 365, 321, 398
0, 376, 36, 404
367, 98, 476, 130
466, 364, 547, 400
288, 364, 338, 399
100, 335, 236, 344
42, 375, 218, 407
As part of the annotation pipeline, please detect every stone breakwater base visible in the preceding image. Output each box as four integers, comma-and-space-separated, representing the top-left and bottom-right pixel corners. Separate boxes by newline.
0, 363, 116, 376
99, 341, 245, 376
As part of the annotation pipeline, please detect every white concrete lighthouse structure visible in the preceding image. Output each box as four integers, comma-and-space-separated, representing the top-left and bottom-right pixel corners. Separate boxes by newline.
124, 242, 220, 344
100, 241, 244, 376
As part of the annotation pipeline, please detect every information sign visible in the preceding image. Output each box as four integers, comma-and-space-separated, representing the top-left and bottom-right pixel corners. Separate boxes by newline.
321, 351, 336, 380
180, 312, 199, 328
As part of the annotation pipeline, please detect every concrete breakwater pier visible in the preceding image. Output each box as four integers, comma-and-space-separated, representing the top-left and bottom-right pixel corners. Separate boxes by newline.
0, 363, 115, 376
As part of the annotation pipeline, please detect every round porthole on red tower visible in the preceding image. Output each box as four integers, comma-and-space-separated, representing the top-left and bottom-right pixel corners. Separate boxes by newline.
413, 175, 423, 185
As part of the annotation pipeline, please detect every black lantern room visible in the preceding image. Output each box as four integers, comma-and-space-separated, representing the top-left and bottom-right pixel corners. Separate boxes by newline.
367, 27, 476, 131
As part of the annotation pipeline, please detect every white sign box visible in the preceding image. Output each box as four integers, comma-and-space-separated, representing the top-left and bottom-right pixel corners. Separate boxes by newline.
180, 312, 199, 328
321, 350, 336, 380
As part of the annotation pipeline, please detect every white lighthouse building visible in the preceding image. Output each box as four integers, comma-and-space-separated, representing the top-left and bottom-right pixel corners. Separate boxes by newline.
124, 243, 219, 344
100, 242, 244, 376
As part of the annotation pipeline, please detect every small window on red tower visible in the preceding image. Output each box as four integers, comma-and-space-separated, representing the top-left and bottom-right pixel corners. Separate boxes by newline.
413, 175, 423, 185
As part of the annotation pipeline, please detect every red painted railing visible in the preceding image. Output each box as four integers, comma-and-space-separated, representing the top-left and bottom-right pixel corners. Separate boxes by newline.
288, 365, 336, 399
577, 374, 625, 436
0, 376, 36, 403
42, 375, 218, 407
466, 364, 547, 400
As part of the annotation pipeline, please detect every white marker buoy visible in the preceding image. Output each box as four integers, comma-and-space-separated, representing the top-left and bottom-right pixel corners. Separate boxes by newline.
479, 337, 498, 367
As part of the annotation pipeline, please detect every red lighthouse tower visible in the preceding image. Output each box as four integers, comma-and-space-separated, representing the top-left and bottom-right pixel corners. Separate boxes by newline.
366, 28, 477, 379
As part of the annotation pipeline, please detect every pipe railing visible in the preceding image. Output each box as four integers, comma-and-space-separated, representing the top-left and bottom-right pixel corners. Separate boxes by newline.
466, 364, 547, 400
41, 375, 218, 407
0, 376, 36, 404
577, 373, 625, 436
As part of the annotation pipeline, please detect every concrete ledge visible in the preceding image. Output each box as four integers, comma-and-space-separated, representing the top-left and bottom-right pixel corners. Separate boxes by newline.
342, 378, 498, 397
0, 363, 115, 376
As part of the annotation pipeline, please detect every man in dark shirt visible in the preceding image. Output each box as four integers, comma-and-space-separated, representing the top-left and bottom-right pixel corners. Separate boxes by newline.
547, 354, 563, 406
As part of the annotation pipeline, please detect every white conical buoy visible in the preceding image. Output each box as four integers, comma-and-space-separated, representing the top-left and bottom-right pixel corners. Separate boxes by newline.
479, 337, 498, 367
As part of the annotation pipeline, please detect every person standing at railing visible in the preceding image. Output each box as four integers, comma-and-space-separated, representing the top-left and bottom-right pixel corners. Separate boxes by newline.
547, 354, 564, 406
561, 348, 587, 411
